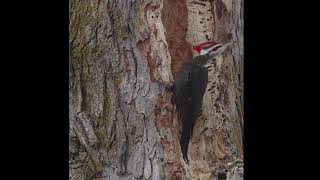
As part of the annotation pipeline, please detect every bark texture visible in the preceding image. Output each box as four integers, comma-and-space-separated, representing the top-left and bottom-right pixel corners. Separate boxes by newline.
69, 0, 243, 179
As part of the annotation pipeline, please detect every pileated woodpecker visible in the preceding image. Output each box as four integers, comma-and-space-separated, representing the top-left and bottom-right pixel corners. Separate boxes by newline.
173, 40, 233, 162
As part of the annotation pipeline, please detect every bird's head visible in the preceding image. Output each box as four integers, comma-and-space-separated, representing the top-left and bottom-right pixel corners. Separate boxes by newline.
192, 40, 233, 57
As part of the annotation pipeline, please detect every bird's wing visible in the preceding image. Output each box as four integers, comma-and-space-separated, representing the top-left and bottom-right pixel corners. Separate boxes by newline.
173, 64, 193, 120
173, 63, 208, 161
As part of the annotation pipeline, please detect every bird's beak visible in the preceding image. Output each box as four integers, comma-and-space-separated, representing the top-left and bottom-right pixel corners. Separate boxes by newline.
209, 41, 235, 58
218, 41, 234, 53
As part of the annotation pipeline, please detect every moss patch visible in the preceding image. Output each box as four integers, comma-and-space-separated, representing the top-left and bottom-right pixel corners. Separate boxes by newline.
230, 113, 242, 154
114, 73, 123, 90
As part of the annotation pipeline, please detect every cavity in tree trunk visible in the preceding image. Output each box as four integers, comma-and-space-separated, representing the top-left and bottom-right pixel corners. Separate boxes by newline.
69, 0, 243, 179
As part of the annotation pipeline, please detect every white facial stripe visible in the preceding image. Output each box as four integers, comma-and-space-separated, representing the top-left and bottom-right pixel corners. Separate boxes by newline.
200, 43, 222, 55
200, 49, 208, 55
208, 42, 233, 57
202, 43, 221, 50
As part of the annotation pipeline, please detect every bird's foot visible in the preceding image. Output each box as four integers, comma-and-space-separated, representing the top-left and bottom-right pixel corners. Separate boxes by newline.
183, 156, 189, 165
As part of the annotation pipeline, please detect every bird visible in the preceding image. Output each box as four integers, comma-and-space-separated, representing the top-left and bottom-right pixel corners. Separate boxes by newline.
172, 40, 233, 162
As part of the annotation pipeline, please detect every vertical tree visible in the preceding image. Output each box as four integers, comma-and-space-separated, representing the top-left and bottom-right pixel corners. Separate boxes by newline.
69, 0, 243, 179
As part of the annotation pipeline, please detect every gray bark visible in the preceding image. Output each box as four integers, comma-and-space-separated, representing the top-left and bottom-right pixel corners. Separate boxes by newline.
69, 0, 243, 179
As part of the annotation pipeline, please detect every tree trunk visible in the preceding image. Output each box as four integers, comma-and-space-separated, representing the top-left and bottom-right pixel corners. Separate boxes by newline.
69, 0, 243, 179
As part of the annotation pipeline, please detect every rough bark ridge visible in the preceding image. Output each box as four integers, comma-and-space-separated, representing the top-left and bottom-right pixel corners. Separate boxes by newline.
69, 0, 243, 179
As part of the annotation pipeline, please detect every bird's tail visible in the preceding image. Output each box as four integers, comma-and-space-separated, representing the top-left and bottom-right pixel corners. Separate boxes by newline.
180, 121, 191, 162
180, 132, 189, 162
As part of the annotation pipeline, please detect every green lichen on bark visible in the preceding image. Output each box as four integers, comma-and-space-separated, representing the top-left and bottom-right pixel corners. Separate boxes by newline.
230, 112, 242, 156
70, 0, 115, 153
93, 91, 113, 151
114, 73, 123, 91
70, 0, 88, 56
70, 0, 101, 61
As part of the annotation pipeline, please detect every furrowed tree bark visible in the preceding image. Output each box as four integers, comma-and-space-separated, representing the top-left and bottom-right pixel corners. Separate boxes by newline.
69, 0, 243, 179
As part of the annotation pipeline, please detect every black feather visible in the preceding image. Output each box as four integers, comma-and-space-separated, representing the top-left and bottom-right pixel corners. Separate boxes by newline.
173, 55, 210, 161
